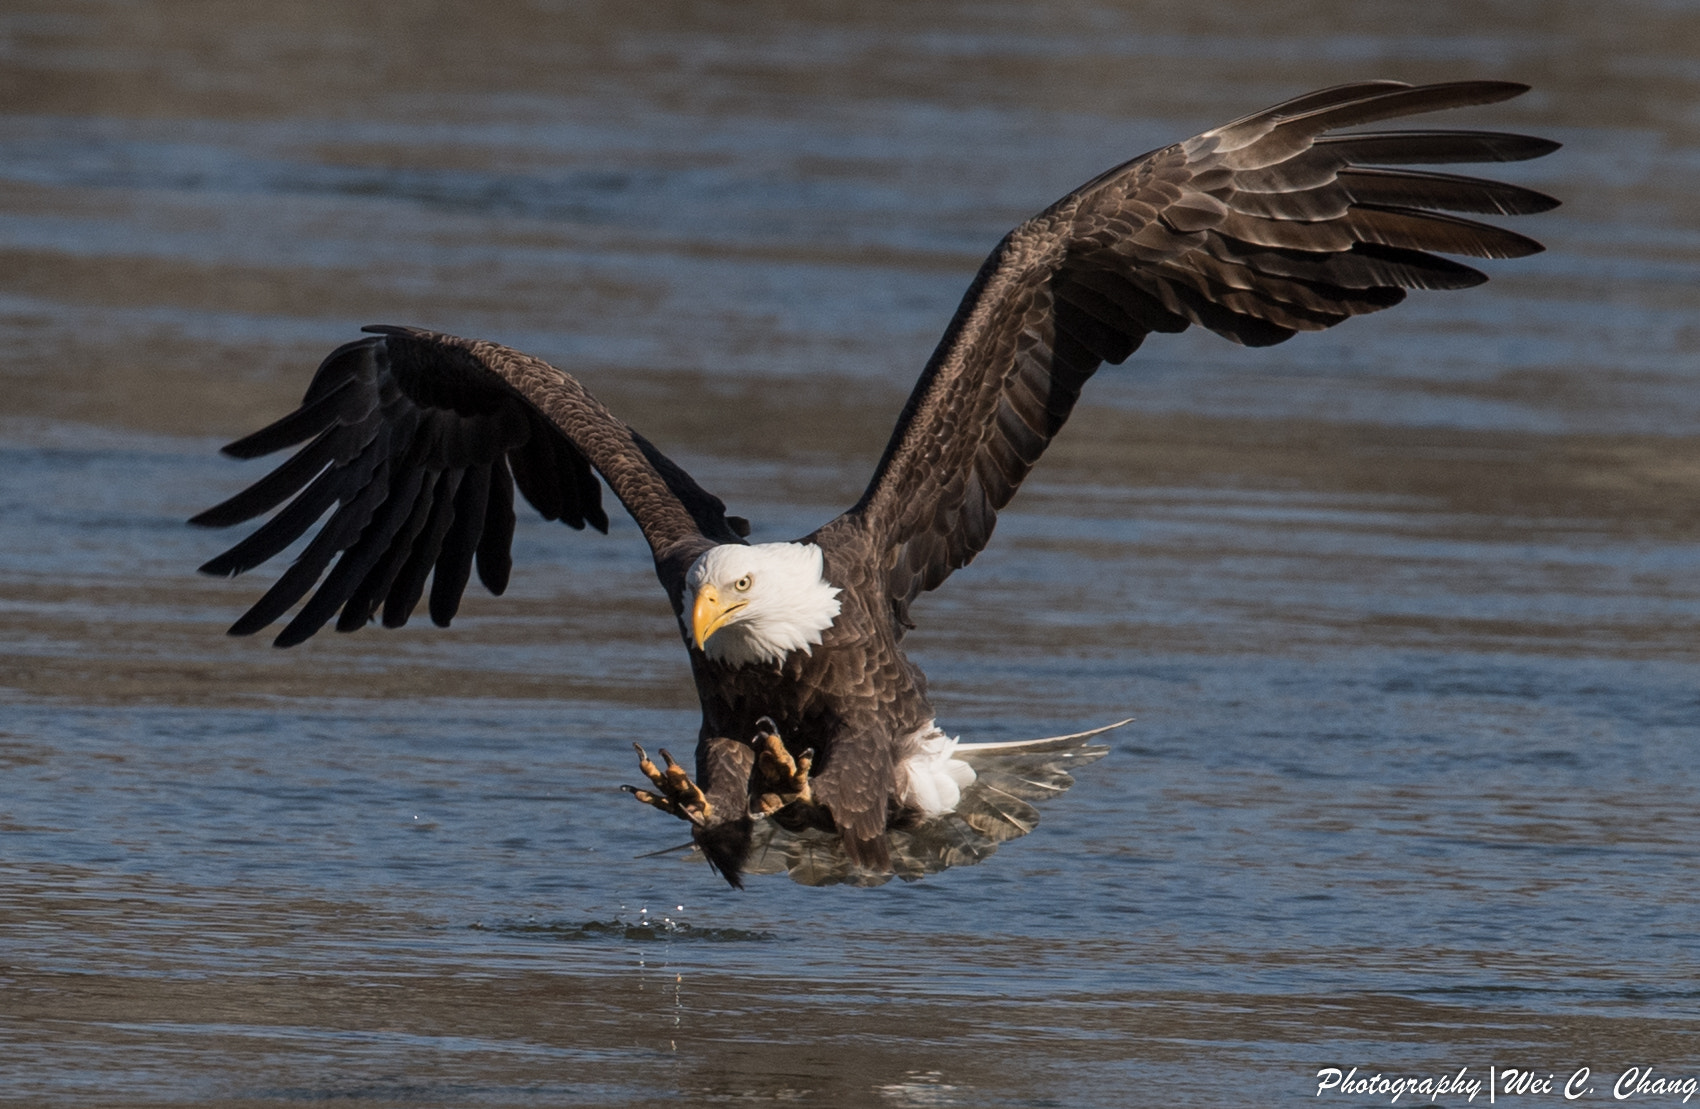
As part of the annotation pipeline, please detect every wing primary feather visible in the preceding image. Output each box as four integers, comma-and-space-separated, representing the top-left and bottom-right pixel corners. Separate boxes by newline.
1200, 80, 1417, 142
1245, 79, 1414, 120
1317, 129, 1560, 165
1337, 166, 1559, 215
276, 462, 430, 646
198, 452, 360, 578
476, 456, 517, 596
190, 426, 338, 528
1347, 204, 1546, 259
219, 375, 360, 460
226, 445, 395, 639
429, 462, 491, 627
335, 464, 440, 634
383, 468, 463, 628
1269, 79, 1530, 131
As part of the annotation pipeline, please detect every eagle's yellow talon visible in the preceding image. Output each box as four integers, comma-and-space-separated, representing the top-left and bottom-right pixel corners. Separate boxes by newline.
623, 784, 679, 815
750, 725, 813, 811
627, 744, 713, 826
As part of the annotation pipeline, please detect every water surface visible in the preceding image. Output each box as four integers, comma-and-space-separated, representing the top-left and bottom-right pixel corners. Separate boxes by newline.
3, 2, 1699, 1105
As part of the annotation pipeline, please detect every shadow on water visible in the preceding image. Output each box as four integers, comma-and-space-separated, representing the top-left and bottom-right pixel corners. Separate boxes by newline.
474, 917, 779, 944
2, 0, 1699, 1105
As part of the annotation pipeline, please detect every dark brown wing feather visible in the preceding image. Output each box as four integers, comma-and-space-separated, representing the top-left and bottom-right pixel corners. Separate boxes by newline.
193, 325, 745, 646
827, 80, 1558, 625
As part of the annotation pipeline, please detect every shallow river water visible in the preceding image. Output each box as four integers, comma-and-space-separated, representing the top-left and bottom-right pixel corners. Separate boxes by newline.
3, 2, 1699, 1106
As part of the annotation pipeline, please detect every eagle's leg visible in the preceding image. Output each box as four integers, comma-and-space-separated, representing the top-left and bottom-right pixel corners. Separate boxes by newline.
750, 717, 814, 817
622, 742, 713, 827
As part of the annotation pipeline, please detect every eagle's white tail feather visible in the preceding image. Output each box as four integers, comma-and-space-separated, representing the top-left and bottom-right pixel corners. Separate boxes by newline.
954, 717, 1135, 753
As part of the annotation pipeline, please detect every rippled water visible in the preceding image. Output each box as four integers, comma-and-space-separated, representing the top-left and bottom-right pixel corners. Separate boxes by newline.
4, 2, 1699, 1105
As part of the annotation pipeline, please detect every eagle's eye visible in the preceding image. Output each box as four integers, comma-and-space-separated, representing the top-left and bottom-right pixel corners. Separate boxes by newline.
734, 574, 753, 592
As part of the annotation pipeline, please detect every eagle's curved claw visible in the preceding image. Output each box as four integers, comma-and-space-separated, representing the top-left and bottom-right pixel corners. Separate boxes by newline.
751, 723, 813, 816
625, 742, 713, 827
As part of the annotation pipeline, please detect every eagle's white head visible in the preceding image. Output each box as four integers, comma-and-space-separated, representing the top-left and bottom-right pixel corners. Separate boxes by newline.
684, 542, 842, 668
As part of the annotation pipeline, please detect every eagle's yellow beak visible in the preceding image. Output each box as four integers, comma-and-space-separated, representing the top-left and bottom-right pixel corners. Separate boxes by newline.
691, 584, 745, 650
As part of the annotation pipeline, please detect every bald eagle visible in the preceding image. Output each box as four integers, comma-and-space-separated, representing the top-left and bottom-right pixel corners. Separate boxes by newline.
193, 81, 1557, 887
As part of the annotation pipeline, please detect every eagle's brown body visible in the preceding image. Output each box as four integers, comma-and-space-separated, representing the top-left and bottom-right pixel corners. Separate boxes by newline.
193, 81, 1558, 886
685, 535, 935, 874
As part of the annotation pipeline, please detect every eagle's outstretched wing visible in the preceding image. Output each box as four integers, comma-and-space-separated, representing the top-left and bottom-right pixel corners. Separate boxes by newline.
828, 80, 1558, 627
192, 326, 747, 646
